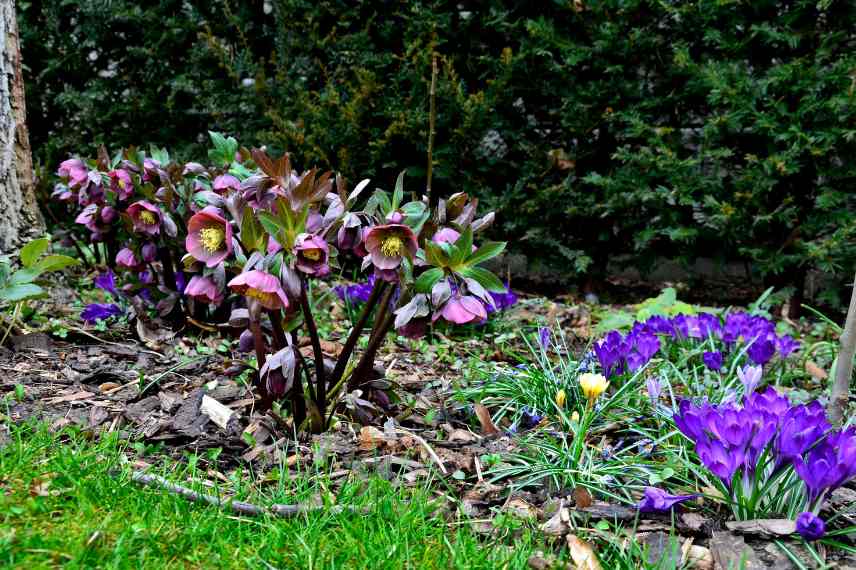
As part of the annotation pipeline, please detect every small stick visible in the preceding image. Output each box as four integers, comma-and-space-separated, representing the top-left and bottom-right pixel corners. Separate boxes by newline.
127, 471, 358, 518
426, 53, 439, 208
394, 427, 448, 475
829, 272, 856, 425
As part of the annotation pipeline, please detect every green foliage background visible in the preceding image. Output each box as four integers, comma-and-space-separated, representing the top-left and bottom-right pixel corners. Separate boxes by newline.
19, 0, 856, 303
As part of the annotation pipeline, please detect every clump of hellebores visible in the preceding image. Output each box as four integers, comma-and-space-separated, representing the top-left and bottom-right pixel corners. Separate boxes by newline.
54, 133, 506, 433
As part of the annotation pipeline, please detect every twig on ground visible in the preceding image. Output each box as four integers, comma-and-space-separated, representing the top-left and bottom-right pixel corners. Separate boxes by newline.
394, 427, 448, 475
126, 470, 362, 518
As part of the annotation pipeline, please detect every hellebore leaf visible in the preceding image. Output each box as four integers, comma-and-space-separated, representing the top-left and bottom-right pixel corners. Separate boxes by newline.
458, 266, 505, 293
450, 227, 473, 267
20, 238, 50, 268
0, 283, 45, 302
466, 241, 506, 267
415, 268, 445, 294
392, 170, 406, 210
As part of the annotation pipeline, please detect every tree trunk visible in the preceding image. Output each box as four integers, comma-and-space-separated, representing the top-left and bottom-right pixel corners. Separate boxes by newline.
0, 0, 42, 253
828, 273, 856, 425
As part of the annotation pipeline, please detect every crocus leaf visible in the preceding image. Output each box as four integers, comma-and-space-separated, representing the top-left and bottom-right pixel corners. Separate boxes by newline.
392, 170, 405, 210
466, 241, 506, 267
414, 267, 445, 294
20, 238, 50, 268
458, 266, 505, 293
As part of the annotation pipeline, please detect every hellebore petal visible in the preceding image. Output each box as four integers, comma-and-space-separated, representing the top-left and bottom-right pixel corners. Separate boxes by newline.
184, 275, 224, 305
227, 270, 290, 311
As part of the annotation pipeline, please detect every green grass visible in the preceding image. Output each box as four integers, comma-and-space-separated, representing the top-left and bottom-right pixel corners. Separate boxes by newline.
0, 423, 545, 569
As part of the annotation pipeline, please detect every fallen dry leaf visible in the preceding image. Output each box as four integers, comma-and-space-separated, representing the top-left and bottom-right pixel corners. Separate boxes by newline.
805, 360, 828, 380
573, 486, 592, 508
725, 518, 796, 537
44, 391, 94, 404
474, 403, 500, 436
566, 535, 602, 570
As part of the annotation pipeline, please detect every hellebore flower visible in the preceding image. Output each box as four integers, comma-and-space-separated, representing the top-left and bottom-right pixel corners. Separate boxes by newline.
58, 158, 89, 188
238, 329, 255, 353
432, 227, 461, 245
115, 247, 142, 269
259, 346, 296, 398
337, 213, 367, 253
81, 303, 123, 323
127, 200, 162, 236
294, 233, 330, 277
141, 242, 157, 263
184, 275, 224, 305
737, 364, 763, 395
109, 169, 134, 200
637, 487, 697, 513
796, 512, 825, 541
364, 223, 418, 273
213, 174, 241, 194
703, 351, 724, 371
436, 293, 488, 325
227, 270, 290, 311
186, 206, 233, 267
579, 373, 609, 401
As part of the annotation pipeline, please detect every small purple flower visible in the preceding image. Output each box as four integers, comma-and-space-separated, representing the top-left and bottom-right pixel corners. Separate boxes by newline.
293, 233, 330, 277
94, 270, 118, 298
81, 303, 123, 323
737, 365, 763, 395
127, 201, 162, 236
637, 487, 697, 513
115, 247, 142, 270
702, 351, 723, 371
184, 275, 224, 305
538, 327, 551, 350
795, 512, 825, 541
748, 338, 776, 365
776, 335, 800, 359
646, 377, 662, 404
213, 174, 241, 194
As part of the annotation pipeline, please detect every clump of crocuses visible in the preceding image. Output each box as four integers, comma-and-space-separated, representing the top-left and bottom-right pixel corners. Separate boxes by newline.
673, 385, 855, 534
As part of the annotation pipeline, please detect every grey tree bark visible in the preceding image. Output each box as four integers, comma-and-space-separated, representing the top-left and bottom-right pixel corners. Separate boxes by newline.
829, 273, 856, 425
0, 0, 42, 253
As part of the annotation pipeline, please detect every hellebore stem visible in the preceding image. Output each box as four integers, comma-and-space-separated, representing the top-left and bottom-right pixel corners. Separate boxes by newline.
300, 278, 327, 416
157, 246, 184, 323
249, 315, 273, 411
328, 279, 388, 390
267, 309, 287, 351
348, 306, 395, 390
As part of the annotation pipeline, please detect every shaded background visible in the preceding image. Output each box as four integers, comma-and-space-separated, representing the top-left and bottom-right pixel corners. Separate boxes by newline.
18, 0, 856, 309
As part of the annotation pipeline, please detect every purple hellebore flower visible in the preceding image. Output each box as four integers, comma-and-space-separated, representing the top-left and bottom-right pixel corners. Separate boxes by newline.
737, 364, 763, 395
238, 329, 255, 353
115, 247, 142, 269
127, 200, 162, 236
294, 233, 330, 277
58, 158, 89, 188
81, 303, 123, 323
795, 512, 825, 541
227, 270, 290, 311
184, 275, 224, 305
337, 213, 366, 253
434, 293, 488, 325
213, 174, 241, 194
109, 168, 134, 201
259, 346, 296, 397
141, 242, 158, 263
702, 351, 724, 371
94, 270, 118, 298
186, 206, 233, 268
364, 223, 418, 272
637, 487, 697, 513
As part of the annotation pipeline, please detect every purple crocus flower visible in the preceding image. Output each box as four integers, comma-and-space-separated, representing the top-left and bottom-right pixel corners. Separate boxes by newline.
794, 427, 856, 506
535, 327, 551, 351
774, 401, 829, 468
646, 377, 662, 404
776, 335, 800, 359
795, 512, 825, 541
335, 274, 376, 304
94, 270, 118, 298
737, 365, 763, 395
748, 338, 776, 365
637, 487, 697, 513
81, 303, 123, 323
702, 351, 724, 371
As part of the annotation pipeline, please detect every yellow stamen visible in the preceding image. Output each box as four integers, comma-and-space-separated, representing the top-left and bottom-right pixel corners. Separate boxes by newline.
246, 289, 276, 306
200, 226, 225, 253
138, 210, 158, 225
302, 249, 322, 261
380, 235, 404, 257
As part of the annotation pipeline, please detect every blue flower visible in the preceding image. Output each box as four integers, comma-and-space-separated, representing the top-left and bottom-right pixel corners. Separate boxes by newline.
81, 303, 123, 323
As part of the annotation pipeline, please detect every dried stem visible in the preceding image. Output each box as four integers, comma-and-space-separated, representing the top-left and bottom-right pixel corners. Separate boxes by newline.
829, 272, 856, 425
426, 53, 439, 208
300, 278, 327, 416
327, 279, 388, 388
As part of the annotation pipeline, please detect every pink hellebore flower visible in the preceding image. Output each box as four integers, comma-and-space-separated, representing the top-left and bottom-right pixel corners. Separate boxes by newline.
109, 169, 134, 201
58, 159, 89, 188
294, 233, 330, 277
436, 294, 488, 325
213, 174, 241, 194
433, 227, 477, 252
364, 224, 418, 272
116, 247, 142, 269
184, 275, 224, 305
227, 270, 290, 310
127, 200, 162, 236
186, 206, 233, 268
